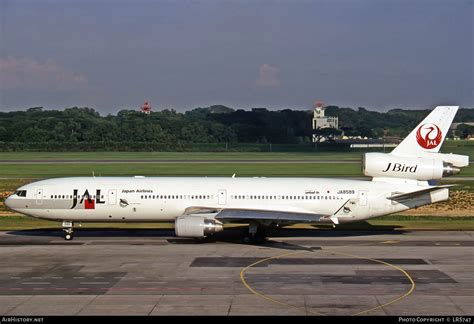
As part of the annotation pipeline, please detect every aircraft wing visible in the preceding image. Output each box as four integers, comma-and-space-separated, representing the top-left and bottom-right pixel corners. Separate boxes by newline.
182, 206, 326, 224
216, 208, 325, 223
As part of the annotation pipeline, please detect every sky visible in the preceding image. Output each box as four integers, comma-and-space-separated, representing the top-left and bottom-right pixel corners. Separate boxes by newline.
0, 0, 472, 113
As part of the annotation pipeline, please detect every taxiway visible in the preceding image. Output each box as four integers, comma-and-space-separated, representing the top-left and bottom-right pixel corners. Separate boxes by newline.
0, 230, 472, 315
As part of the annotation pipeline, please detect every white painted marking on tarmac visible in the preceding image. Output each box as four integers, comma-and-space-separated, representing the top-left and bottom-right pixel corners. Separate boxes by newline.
73, 276, 85, 279
80, 282, 109, 285
435, 242, 460, 246
21, 282, 51, 285
94, 277, 105, 279
51, 277, 63, 279
10, 277, 21, 279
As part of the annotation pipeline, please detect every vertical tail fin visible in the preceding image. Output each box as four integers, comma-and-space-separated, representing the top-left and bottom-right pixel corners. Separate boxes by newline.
391, 106, 459, 156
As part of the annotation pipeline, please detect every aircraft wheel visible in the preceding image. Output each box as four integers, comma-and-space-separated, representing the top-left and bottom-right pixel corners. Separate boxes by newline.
241, 234, 266, 244
253, 233, 266, 244
241, 236, 252, 244
65, 233, 73, 241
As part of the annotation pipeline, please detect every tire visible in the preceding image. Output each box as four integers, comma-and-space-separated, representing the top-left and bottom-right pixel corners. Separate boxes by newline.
254, 234, 266, 244
242, 236, 252, 244
65, 234, 73, 241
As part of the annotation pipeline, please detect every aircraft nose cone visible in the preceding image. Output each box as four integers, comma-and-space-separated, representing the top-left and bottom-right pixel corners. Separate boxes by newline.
4, 196, 12, 209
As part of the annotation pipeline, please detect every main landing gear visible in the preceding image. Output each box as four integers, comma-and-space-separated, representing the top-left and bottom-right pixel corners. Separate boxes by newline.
241, 222, 266, 244
62, 221, 74, 240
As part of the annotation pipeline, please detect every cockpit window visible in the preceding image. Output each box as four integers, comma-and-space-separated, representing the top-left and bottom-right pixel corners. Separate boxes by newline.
13, 190, 27, 197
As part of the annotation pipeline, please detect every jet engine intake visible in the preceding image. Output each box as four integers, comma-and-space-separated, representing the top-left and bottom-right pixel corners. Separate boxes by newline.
175, 216, 223, 238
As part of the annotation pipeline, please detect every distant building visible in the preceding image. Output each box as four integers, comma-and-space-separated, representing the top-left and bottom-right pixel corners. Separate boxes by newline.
450, 122, 474, 140
450, 122, 474, 129
312, 102, 339, 142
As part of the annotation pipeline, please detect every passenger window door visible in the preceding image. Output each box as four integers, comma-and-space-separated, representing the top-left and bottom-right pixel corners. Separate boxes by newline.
218, 189, 227, 205
36, 189, 43, 205
358, 190, 368, 206
108, 189, 117, 205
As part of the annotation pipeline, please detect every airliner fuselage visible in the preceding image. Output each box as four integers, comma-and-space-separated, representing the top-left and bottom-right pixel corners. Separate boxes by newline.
5, 176, 447, 223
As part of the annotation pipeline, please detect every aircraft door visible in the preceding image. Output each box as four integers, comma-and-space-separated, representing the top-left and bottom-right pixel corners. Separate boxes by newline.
35, 188, 43, 205
108, 189, 117, 205
358, 190, 368, 206
218, 189, 227, 205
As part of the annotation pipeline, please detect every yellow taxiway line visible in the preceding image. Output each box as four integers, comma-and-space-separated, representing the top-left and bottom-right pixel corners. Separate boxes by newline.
239, 242, 416, 316
239, 250, 324, 316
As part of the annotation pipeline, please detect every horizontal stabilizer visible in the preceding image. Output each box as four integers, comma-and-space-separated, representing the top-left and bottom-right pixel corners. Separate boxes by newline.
387, 185, 454, 200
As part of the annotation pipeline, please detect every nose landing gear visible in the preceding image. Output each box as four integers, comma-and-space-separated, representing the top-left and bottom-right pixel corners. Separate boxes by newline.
62, 221, 74, 240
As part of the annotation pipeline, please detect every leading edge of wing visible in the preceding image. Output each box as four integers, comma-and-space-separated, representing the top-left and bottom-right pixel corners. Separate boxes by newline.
215, 208, 326, 223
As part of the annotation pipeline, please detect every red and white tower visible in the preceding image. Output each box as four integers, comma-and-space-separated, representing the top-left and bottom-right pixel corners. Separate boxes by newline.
141, 101, 151, 115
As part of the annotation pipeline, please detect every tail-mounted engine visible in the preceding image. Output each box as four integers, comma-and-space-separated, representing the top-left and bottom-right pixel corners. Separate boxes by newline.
363, 152, 467, 181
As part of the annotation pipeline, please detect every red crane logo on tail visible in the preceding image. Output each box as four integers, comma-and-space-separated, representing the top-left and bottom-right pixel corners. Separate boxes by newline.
416, 123, 442, 149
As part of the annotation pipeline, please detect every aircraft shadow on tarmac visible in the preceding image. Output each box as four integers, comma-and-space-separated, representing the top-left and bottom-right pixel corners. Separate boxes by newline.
6, 221, 406, 248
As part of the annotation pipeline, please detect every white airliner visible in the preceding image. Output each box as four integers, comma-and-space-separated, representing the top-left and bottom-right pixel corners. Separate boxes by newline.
5, 106, 469, 242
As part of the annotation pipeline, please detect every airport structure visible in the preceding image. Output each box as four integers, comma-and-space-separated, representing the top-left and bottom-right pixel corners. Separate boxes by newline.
450, 122, 474, 140
312, 101, 339, 142
141, 101, 152, 115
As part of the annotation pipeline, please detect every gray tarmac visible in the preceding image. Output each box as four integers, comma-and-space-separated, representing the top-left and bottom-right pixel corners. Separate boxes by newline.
0, 229, 472, 316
